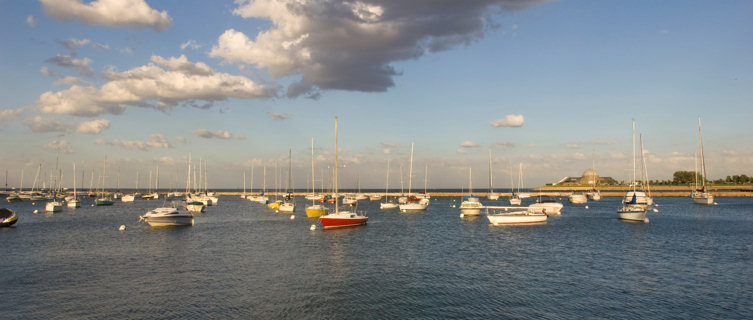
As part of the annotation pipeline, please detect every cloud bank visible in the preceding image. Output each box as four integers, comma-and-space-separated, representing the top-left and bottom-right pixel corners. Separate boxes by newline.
40, 0, 173, 32
34, 55, 276, 117
211, 0, 548, 97
193, 129, 246, 140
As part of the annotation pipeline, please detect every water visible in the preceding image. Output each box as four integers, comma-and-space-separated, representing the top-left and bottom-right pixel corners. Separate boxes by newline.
2, 196, 752, 319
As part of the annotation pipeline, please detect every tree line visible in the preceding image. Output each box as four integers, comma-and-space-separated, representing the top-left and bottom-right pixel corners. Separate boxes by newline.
647, 171, 753, 186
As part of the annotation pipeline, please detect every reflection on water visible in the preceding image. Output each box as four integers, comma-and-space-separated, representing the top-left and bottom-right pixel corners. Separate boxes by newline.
1, 196, 752, 319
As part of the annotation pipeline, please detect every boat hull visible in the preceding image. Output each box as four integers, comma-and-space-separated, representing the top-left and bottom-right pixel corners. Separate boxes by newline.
143, 216, 194, 227
379, 202, 398, 209
399, 202, 427, 213
528, 202, 563, 215
319, 212, 368, 229
279, 203, 295, 213
692, 192, 714, 205
0, 208, 17, 227
305, 206, 329, 218
568, 194, 588, 204
67, 200, 80, 208
487, 212, 547, 225
45, 202, 63, 212
617, 207, 649, 222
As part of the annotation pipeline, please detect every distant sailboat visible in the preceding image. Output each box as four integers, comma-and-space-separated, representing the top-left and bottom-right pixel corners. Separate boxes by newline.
460, 168, 482, 216
67, 162, 80, 208
617, 121, 652, 222
94, 156, 114, 206
380, 159, 398, 210
279, 149, 296, 213
398, 142, 429, 213
487, 150, 499, 200
691, 117, 714, 205
306, 138, 329, 217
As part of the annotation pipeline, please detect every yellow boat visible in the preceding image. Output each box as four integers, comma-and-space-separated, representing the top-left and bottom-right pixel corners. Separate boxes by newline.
267, 200, 282, 209
305, 204, 329, 218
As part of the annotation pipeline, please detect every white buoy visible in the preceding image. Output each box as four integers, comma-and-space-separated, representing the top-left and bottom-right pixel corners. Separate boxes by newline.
32, 202, 35, 205
459, 213, 465, 218
585, 205, 589, 209
118, 225, 126, 231
713, 202, 718, 205
290, 215, 295, 220
653, 208, 659, 213
644, 218, 650, 223
33, 209, 39, 214
310, 224, 317, 231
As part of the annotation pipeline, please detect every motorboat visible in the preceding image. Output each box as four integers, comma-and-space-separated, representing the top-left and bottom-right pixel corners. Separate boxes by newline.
319, 117, 368, 229
121, 194, 136, 202
399, 198, 429, 213
487, 209, 547, 225
568, 191, 588, 204
0, 208, 18, 227
140, 201, 194, 227
185, 200, 205, 213
459, 195, 483, 216
379, 202, 398, 210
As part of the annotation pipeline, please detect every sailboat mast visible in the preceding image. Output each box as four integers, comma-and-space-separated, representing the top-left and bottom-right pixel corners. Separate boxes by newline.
640, 133, 651, 197
488, 149, 493, 192
408, 142, 414, 194
698, 117, 707, 190
385, 159, 391, 195
334, 117, 339, 214
72, 162, 76, 198
469, 167, 473, 194
632, 120, 636, 193
311, 138, 315, 197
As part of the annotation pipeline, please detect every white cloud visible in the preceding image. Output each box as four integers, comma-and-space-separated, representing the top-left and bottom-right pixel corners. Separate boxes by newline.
211, 0, 547, 97
180, 40, 201, 50
491, 114, 524, 127
193, 129, 246, 140
95, 133, 171, 151
33, 55, 276, 117
44, 140, 74, 154
565, 143, 580, 149
75, 119, 110, 134
571, 152, 586, 160
267, 112, 293, 120
0, 108, 24, 121
175, 136, 187, 143
457, 149, 467, 154
23, 116, 70, 133
460, 140, 480, 148
40, 0, 172, 32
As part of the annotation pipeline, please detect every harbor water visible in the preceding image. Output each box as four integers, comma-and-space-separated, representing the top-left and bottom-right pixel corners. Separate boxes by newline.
2, 196, 752, 319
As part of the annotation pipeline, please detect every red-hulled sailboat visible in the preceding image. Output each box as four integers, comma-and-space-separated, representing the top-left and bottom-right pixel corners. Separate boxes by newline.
319, 117, 368, 229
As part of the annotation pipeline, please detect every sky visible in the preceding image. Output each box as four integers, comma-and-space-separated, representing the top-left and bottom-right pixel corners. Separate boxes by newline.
1, 0, 752, 191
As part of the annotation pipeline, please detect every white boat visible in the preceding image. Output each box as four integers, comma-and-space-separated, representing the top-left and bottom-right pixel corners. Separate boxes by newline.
527, 199, 563, 215
121, 194, 135, 202
319, 117, 368, 229
140, 201, 194, 227
369, 194, 382, 201
184, 154, 206, 213
568, 191, 587, 204
586, 189, 601, 201
342, 194, 358, 205
618, 121, 652, 222
45, 200, 63, 213
487, 150, 499, 200
460, 196, 482, 216
691, 117, 714, 205
398, 142, 428, 213
380, 159, 398, 210
279, 201, 295, 213
67, 162, 80, 208
509, 161, 522, 205
487, 209, 547, 225
460, 168, 483, 216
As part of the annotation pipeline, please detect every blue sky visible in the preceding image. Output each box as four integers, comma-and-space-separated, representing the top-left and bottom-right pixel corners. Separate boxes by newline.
1, 0, 751, 190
